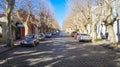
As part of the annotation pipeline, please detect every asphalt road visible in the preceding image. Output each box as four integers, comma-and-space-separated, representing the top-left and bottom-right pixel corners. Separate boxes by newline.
0, 32, 120, 67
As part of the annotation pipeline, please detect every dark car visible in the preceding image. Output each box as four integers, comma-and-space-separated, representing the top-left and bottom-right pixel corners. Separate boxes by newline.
52, 31, 57, 35
45, 32, 52, 38
36, 33, 45, 41
20, 34, 39, 47
71, 31, 77, 37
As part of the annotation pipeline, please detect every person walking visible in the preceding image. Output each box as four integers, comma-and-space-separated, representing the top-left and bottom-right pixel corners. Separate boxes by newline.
105, 32, 108, 40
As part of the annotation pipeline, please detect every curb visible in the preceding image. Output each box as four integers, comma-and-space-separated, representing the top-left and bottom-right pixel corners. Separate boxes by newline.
91, 40, 110, 45
99, 42, 120, 52
0, 44, 20, 54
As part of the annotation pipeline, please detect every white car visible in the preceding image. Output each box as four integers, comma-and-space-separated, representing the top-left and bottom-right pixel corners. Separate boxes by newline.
77, 34, 92, 42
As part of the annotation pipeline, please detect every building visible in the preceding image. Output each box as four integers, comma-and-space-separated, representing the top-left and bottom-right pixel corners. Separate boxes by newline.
0, 13, 36, 43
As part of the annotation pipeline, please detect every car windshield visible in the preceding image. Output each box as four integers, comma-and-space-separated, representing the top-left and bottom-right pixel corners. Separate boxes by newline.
38, 34, 43, 37
46, 32, 51, 34
25, 35, 34, 39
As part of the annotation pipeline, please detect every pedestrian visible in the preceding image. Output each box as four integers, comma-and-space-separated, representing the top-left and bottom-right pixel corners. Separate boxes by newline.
105, 32, 108, 40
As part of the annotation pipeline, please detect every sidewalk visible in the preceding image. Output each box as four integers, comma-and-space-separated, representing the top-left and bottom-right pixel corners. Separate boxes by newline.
0, 40, 20, 54
92, 40, 120, 52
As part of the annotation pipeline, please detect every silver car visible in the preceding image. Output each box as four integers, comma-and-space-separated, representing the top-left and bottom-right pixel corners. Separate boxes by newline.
20, 34, 39, 47
36, 33, 45, 41
45, 32, 52, 38
77, 34, 92, 42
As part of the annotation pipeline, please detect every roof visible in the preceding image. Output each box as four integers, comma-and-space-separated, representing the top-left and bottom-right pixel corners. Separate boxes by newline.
0, 14, 5, 18
0, 16, 7, 23
0, 14, 7, 23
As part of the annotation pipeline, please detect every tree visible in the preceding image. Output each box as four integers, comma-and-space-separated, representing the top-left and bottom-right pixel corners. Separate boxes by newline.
102, 0, 120, 47
91, 1, 103, 42
66, 0, 91, 33
16, 0, 32, 36
37, 0, 57, 33
65, 0, 105, 42
5, 0, 15, 47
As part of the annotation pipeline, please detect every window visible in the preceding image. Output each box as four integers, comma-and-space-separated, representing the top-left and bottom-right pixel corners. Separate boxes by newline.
0, 25, 2, 38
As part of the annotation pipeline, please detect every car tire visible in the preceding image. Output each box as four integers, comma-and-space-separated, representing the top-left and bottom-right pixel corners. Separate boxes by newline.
89, 40, 92, 42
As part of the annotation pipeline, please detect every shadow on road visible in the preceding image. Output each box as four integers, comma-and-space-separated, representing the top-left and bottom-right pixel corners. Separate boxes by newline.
0, 34, 120, 67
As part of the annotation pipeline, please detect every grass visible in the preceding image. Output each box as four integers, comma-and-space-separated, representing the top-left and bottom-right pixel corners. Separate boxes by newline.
94, 38, 103, 42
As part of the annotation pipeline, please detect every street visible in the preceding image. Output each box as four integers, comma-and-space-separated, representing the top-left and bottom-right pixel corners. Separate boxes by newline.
0, 32, 120, 67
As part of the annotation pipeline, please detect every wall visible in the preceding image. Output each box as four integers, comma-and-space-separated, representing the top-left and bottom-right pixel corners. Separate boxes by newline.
0, 22, 7, 43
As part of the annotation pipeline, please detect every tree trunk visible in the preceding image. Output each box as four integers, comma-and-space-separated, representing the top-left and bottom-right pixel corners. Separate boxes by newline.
27, 22, 31, 34
23, 23, 29, 36
36, 27, 39, 34
6, 0, 15, 47
108, 24, 118, 47
41, 28, 44, 33
92, 23, 97, 42
83, 25, 88, 34
6, 19, 14, 47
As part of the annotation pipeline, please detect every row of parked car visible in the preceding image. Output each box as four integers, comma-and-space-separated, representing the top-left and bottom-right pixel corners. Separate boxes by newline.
20, 31, 58, 47
71, 31, 92, 42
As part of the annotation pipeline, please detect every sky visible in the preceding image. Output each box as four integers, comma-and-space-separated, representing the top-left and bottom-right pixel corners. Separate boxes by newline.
49, 0, 67, 27
0, 0, 67, 28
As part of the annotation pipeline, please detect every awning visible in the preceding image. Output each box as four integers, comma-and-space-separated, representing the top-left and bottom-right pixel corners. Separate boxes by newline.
17, 24, 24, 27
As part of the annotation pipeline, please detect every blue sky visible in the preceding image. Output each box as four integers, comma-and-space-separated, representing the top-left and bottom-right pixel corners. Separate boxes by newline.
49, 0, 66, 27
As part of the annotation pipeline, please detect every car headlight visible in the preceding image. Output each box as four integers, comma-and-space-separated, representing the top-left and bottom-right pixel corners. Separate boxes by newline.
21, 41, 27, 43
24, 41, 28, 43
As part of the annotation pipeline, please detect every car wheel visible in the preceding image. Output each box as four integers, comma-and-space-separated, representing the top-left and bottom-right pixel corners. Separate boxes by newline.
37, 41, 39, 44
89, 40, 92, 42
79, 40, 81, 42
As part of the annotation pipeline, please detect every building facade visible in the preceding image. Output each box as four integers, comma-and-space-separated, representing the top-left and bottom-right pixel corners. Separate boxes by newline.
0, 14, 35, 43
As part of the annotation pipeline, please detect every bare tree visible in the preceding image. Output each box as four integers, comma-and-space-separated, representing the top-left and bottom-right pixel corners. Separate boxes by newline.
37, 0, 57, 33
66, 0, 106, 42
90, 1, 103, 42
66, 0, 90, 34
16, 0, 32, 36
102, 0, 120, 47
5, 0, 15, 47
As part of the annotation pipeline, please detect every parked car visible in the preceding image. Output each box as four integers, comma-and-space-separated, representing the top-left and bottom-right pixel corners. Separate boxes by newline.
56, 30, 59, 33
74, 33, 79, 39
71, 31, 77, 37
20, 34, 39, 47
52, 31, 57, 35
36, 33, 45, 41
77, 34, 92, 42
45, 32, 52, 38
